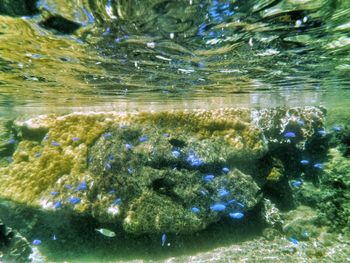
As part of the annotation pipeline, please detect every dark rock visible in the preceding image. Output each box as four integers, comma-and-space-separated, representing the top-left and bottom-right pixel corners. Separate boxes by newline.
0, 0, 38, 17
40, 15, 81, 34
0, 219, 31, 263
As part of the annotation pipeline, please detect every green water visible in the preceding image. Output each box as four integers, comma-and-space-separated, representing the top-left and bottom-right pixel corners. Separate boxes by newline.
0, 1, 350, 262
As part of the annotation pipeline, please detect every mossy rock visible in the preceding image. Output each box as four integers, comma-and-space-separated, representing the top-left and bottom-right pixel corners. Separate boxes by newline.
0, 108, 326, 234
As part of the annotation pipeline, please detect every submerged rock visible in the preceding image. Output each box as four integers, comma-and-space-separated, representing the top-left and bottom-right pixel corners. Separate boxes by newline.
253, 107, 326, 150
0, 108, 325, 234
0, 219, 31, 263
0, 0, 37, 16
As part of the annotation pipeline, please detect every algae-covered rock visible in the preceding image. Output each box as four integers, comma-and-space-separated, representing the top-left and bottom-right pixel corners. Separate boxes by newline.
253, 107, 326, 150
282, 205, 320, 241
316, 148, 350, 234
87, 109, 263, 233
0, 108, 326, 235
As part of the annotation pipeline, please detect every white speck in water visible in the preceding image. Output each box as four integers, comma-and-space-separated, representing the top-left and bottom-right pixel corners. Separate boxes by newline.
178, 68, 195, 74
256, 49, 280, 56
107, 205, 120, 216
206, 38, 220, 45
156, 55, 172, 62
249, 38, 253, 47
105, 0, 117, 19
295, 20, 302, 27
95, 61, 101, 65
303, 16, 308, 23
170, 32, 175, 39
146, 42, 156, 48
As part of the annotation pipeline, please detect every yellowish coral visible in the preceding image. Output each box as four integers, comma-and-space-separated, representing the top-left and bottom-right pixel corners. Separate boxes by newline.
0, 109, 266, 212
0, 113, 121, 206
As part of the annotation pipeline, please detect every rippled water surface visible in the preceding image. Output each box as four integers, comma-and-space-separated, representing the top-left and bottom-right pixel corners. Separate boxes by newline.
0, 0, 350, 115
1, 1, 350, 263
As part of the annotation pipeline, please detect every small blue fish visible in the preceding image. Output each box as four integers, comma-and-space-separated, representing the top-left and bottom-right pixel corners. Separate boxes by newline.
113, 198, 122, 205
300, 160, 309, 165
218, 188, 229, 198
172, 150, 180, 158
313, 163, 323, 169
318, 129, 327, 136
332, 125, 342, 132
204, 174, 215, 182
161, 233, 166, 247
229, 212, 244, 219
76, 182, 87, 191
288, 237, 299, 245
52, 234, 57, 241
127, 167, 134, 174
72, 137, 80, 141
108, 190, 116, 195
51, 191, 58, 196
107, 154, 114, 161
284, 132, 296, 138
8, 138, 15, 144
236, 202, 245, 209
64, 184, 72, 189
34, 152, 42, 158
139, 136, 148, 142
200, 189, 208, 196
197, 22, 207, 36
191, 207, 200, 213
297, 120, 305, 126
198, 61, 205, 68
51, 141, 60, 147
125, 143, 133, 150
32, 239, 42, 246
210, 203, 226, 212
53, 201, 62, 209
103, 132, 112, 139
68, 197, 81, 205
222, 167, 230, 173
291, 180, 303, 188
163, 133, 170, 138
105, 163, 112, 170
226, 199, 236, 205
187, 153, 203, 167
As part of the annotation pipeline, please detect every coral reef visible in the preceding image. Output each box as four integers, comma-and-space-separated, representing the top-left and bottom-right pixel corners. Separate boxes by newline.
0, 108, 326, 235
253, 107, 326, 150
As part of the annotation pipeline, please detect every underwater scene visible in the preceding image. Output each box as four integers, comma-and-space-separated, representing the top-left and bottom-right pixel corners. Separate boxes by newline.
0, 0, 350, 262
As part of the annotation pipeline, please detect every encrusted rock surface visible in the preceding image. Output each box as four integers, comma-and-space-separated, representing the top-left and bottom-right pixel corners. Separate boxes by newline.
0, 107, 325, 235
